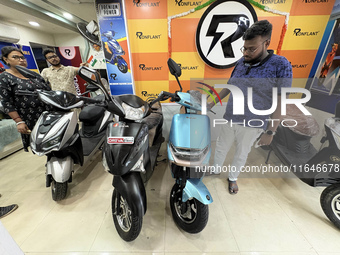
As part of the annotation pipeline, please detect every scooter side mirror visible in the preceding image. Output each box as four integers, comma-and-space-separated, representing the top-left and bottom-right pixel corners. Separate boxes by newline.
78, 66, 111, 101
85, 83, 99, 92
15, 65, 42, 80
78, 66, 101, 84
107, 101, 125, 117
167, 58, 181, 77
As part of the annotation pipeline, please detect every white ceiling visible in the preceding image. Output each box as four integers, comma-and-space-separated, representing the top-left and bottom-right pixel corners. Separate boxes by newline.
0, 0, 97, 34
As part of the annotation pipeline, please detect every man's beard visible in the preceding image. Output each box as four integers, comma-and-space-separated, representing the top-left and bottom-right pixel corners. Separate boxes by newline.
50, 61, 60, 67
243, 52, 263, 65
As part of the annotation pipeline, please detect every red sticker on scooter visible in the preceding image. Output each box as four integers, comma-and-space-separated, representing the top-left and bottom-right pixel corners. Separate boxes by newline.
107, 137, 134, 144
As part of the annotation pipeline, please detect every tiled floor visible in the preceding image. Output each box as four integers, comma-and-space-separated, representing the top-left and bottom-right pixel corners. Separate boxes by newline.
1, 142, 340, 255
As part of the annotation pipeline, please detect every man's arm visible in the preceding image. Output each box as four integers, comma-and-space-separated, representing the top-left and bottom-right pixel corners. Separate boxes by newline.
257, 96, 282, 146
208, 88, 230, 110
73, 63, 89, 74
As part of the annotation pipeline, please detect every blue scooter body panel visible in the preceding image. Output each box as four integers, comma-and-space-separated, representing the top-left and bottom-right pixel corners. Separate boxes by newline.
182, 178, 213, 204
169, 114, 210, 149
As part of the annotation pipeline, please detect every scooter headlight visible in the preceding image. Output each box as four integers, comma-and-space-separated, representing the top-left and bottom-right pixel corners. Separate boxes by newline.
170, 142, 210, 162
40, 122, 68, 152
122, 102, 146, 120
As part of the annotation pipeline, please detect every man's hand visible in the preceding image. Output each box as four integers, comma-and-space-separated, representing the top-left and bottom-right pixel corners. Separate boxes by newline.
257, 133, 273, 146
80, 62, 89, 67
207, 101, 215, 111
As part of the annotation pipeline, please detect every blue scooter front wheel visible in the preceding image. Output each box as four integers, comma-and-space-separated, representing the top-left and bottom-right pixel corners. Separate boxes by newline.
170, 183, 209, 233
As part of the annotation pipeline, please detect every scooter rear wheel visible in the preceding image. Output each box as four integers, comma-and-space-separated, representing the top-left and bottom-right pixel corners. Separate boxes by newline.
51, 179, 68, 201
112, 189, 142, 241
170, 184, 209, 233
321, 183, 340, 229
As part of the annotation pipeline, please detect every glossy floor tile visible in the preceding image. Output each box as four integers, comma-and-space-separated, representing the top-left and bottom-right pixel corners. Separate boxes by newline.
0, 142, 339, 255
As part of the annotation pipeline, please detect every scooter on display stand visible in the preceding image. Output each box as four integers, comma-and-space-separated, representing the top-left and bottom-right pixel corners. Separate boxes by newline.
150, 58, 213, 234
15, 65, 114, 201
101, 30, 128, 74
265, 104, 340, 229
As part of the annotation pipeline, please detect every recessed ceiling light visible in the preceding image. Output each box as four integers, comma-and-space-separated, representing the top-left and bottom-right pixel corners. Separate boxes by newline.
29, 21, 40, 27
63, 13, 73, 19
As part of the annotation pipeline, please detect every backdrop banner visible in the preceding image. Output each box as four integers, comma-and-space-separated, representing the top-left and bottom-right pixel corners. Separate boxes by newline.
95, 0, 134, 95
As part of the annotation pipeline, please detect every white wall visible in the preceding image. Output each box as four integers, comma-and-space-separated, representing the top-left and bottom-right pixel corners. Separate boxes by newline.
0, 21, 88, 60
0, 21, 55, 46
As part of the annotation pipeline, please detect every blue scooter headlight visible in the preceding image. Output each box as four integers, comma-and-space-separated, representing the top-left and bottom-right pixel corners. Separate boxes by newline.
169, 142, 210, 163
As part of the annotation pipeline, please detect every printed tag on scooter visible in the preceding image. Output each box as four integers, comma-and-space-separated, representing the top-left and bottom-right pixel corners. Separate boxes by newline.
107, 137, 134, 144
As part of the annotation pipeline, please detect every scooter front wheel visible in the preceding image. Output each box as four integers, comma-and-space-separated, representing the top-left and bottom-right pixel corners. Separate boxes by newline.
321, 183, 340, 229
51, 179, 68, 201
117, 56, 128, 73
170, 184, 209, 233
112, 189, 142, 241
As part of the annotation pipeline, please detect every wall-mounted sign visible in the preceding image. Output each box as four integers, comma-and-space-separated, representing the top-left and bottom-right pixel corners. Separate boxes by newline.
196, 0, 257, 69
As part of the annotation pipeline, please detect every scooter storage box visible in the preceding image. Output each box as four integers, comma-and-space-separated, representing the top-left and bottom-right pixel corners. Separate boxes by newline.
104, 121, 149, 176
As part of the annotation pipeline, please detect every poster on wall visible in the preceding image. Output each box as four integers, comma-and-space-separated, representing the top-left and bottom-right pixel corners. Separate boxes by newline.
305, 0, 340, 113
306, 18, 340, 113
95, 0, 134, 95
0, 42, 38, 72
54, 46, 87, 95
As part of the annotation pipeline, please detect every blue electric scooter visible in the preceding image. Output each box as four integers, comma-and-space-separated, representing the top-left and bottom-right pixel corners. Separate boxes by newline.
102, 30, 128, 73
151, 58, 213, 233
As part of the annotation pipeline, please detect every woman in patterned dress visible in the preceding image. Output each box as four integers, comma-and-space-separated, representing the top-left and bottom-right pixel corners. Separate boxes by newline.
0, 46, 52, 151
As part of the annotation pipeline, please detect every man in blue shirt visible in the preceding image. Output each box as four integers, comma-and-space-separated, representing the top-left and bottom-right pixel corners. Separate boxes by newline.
209, 20, 293, 194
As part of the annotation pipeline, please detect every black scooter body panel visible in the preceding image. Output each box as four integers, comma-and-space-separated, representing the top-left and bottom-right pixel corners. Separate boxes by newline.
272, 125, 340, 187
112, 173, 147, 216
104, 121, 149, 176
300, 146, 340, 186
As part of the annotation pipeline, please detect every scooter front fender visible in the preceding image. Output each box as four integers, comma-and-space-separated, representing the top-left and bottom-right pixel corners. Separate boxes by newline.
46, 156, 74, 183
182, 179, 213, 205
112, 172, 146, 217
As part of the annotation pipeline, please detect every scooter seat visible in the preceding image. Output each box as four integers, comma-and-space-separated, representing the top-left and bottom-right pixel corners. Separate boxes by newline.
79, 105, 105, 123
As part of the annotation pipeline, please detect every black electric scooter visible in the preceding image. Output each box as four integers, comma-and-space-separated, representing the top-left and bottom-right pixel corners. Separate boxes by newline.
266, 104, 340, 229
16, 65, 113, 201
76, 67, 164, 241
103, 96, 164, 242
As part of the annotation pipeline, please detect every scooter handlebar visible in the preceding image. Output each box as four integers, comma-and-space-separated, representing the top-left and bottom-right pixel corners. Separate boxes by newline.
149, 91, 178, 107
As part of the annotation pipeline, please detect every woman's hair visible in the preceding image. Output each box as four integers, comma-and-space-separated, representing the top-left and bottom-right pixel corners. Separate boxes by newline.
243, 20, 272, 40
0, 46, 23, 64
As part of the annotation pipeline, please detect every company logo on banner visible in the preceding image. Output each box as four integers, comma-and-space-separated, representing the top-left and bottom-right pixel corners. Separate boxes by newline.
174, 0, 203, 7
302, 0, 329, 3
196, 0, 257, 69
179, 63, 199, 71
258, 0, 287, 4
133, 0, 160, 7
136, 32, 161, 40
139, 64, 163, 71
98, 3, 121, 16
293, 28, 320, 36
59, 47, 77, 60
292, 63, 309, 69
141, 90, 159, 102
